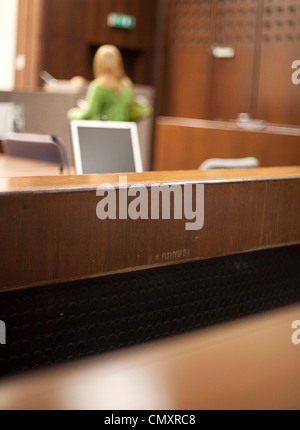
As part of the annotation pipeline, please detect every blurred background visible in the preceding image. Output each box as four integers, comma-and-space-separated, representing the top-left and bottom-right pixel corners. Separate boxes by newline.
1, 0, 300, 126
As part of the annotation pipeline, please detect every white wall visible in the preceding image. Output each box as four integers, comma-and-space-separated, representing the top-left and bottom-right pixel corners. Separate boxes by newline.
0, 0, 19, 90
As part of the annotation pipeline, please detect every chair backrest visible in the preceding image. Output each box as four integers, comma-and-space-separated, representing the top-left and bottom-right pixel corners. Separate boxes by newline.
2, 132, 67, 172
199, 156, 260, 171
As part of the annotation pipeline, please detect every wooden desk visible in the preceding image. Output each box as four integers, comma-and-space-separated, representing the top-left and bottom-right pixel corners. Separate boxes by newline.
1, 167, 300, 291
0, 154, 73, 177
153, 117, 300, 171
0, 168, 299, 380
0, 304, 299, 410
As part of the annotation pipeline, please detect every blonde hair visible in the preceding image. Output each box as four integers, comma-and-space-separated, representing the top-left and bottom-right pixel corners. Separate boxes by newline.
93, 45, 132, 93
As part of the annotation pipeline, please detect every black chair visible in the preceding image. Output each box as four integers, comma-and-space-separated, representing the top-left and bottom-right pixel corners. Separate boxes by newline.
2, 132, 67, 173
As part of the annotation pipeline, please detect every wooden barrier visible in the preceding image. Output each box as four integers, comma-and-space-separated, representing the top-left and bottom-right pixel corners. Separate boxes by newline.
0, 168, 299, 378
153, 117, 300, 171
1, 168, 300, 291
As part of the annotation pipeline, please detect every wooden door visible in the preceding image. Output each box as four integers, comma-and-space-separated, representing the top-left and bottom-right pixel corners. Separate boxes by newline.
160, 0, 300, 126
256, 0, 300, 126
161, 0, 215, 119
208, 0, 260, 121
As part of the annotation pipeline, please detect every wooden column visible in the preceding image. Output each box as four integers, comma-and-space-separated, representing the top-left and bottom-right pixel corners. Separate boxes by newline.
15, 0, 44, 89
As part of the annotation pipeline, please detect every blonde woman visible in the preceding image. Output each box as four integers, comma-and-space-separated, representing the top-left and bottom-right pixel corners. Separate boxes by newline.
68, 45, 134, 121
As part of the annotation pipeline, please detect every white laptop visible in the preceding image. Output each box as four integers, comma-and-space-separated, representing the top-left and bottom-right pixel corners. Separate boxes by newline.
70, 120, 143, 175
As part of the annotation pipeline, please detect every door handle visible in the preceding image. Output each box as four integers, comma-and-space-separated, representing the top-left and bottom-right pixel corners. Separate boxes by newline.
211, 46, 235, 59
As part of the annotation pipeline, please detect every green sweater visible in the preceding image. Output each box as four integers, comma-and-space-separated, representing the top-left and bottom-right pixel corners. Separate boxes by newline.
68, 80, 133, 122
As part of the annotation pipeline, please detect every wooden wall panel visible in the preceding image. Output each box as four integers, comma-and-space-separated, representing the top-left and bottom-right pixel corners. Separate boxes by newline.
15, 0, 92, 87
161, 0, 214, 118
159, 0, 300, 126
256, 0, 300, 125
85, 0, 157, 84
86, 0, 156, 51
208, 0, 259, 120
40, 0, 92, 80
161, 0, 261, 120
15, 0, 44, 89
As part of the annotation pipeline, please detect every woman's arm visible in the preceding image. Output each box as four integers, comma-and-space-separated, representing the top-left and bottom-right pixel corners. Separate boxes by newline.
68, 81, 102, 120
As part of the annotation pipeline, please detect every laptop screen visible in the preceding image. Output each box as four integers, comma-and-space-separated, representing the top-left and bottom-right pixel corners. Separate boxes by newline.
70, 120, 143, 175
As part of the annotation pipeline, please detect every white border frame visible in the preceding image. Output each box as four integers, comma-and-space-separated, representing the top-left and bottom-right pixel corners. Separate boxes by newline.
70, 120, 143, 175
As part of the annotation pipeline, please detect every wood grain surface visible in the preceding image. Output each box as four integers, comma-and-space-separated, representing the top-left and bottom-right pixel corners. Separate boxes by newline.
0, 167, 300, 292
153, 117, 300, 171
0, 304, 299, 410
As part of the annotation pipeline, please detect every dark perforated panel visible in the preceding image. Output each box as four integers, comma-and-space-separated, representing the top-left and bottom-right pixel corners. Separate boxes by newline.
172, 0, 212, 46
262, 0, 300, 44
0, 245, 300, 378
216, 0, 258, 45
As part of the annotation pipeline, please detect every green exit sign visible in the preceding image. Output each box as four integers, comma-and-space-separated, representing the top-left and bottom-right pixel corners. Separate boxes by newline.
107, 13, 136, 30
